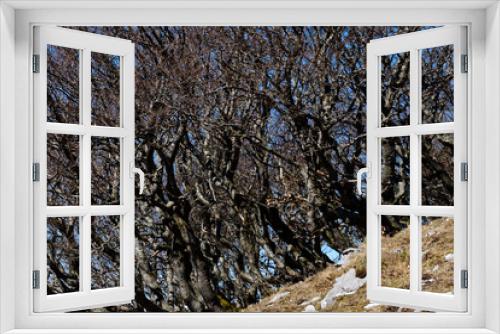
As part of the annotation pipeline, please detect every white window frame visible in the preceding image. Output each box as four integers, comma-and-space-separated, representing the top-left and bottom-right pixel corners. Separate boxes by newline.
33, 26, 136, 312
0, 1, 499, 333
366, 26, 468, 312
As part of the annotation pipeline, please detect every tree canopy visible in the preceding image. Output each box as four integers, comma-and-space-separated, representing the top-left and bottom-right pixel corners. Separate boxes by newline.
45, 26, 453, 312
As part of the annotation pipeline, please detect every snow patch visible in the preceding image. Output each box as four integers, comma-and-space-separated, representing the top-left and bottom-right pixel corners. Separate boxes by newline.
299, 296, 321, 306
320, 268, 366, 309
267, 291, 290, 305
303, 305, 316, 312
342, 248, 360, 255
364, 303, 380, 310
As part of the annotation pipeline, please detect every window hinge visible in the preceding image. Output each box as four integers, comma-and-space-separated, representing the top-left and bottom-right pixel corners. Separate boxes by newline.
32, 163, 40, 182
461, 162, 468, 182
461, 269, 468, 289
461, 54, 468, 73
32, 270, 40, 289
32, 54, 40, 73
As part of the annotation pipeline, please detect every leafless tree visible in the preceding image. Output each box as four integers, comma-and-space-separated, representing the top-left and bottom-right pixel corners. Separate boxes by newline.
46, 26, 453, 311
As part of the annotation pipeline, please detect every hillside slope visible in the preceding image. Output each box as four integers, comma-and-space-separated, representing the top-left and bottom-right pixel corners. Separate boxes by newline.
244, 218, 454, 312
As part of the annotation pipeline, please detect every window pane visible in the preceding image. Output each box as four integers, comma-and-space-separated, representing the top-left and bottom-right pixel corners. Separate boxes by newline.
91, 216, 120, 289
47, 134, 80, 206
47, 217, 80, 295
91, 52, 121, 127
421, 45, 454, 124
381, 52, 410, 127
421, 217, 454, 294
422, 134, 454, 206
47, 45, 80, 124
381, 136, 410, 205
91, 137, 121, 205
381, 216, 410, 289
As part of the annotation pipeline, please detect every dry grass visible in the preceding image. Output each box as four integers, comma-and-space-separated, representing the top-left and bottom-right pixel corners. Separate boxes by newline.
420, 218, 454, 293
243, 218, 454, 312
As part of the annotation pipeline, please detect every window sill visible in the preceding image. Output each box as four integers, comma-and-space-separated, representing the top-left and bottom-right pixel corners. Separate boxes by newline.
3, 329, 498, 334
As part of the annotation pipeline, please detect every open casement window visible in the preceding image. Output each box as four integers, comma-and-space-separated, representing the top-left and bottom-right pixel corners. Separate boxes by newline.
365, 26, 468, 312
33, 26, 139, 312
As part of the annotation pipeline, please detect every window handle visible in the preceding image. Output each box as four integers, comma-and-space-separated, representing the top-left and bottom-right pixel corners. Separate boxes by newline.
356, 166, 369, 196
130, 162, 145, 195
